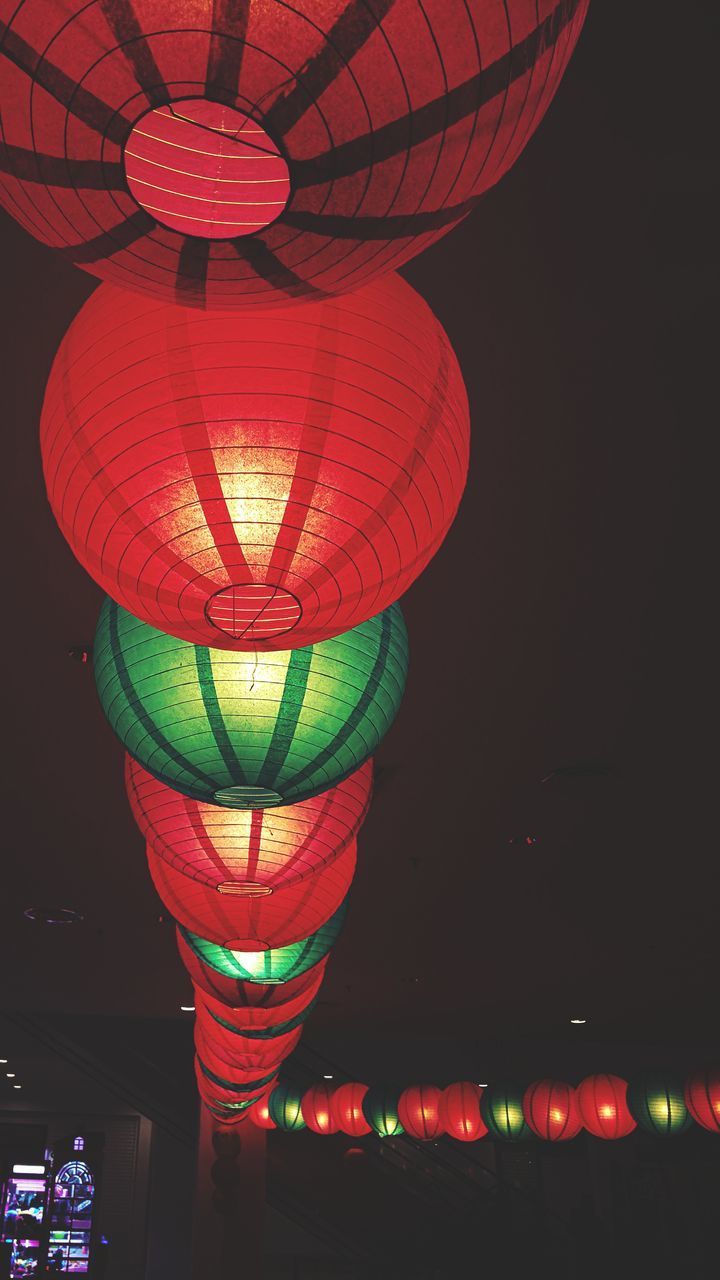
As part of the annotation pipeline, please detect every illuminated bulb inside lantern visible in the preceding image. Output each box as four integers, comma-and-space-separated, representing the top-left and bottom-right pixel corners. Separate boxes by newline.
600, 1105, 615, 1119
124, 99, 291, 238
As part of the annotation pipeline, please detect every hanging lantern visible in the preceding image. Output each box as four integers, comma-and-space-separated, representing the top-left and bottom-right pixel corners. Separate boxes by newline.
249, 1097, 277, 1132
397, 1086, 443, 1141
195, 1057, 276, 1106
95, 599, 408, 809
179, 934, 329, 1012
0, 2, 588, 310
269, 1084, 306, 1133
626, 1073, 693, 1138
361, 1087, 405, 1139
523, 1080, 581, 1142
195, 1017, 302, 1075
684, 1068, 720, 1134
42, 277, 468, 653
128, 754, 370, 947
575, 1075, 636, 1140
196, 989, 318, 1042
332, 1084, 371, 1138
480, 1083, 532, 1142
439, 1083, 488, 1143
302, 1083, 340, 1136
178, 899, 346, 986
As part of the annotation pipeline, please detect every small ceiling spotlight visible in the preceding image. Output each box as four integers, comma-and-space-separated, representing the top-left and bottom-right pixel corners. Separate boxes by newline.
24, 906, 84, 926
570, 1018, 587, 1025
323, 1074, 334, 1081
13, 1085, 21, 1090
6, 1073, 16, 1078
180, 1005, 195, 1013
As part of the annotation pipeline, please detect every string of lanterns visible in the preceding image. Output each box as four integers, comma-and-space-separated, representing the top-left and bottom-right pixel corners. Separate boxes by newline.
251, 1070, 720, 1141
3, 0, 590, 1122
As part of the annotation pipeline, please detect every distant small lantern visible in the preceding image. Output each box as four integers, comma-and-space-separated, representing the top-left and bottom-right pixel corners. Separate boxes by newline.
439, 1083, 488, 1142
95, 598, 407, 810
480, 1083, 532, 1142
397, 1086, 443, 1141
269, 1084, 307, 1133
523, 1080, 582, 1142
362, 1087, 405, 1139
332, 1084, 371, 1138
684, 1068, 720, 1134
576, 1075, 636, 1140
302, 1083, 340, 1136
627, 1073, 693, 1138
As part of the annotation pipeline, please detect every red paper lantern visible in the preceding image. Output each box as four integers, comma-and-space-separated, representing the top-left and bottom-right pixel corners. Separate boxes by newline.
439, 1083, 488, 1142
194, 1057, 276, 1112
41, 275, 468, 650
398, 1086, 443, 1141
576, 1074, 636, 1140
195, 1024, 299, 1080
684, 1068, 720, 1134
194, 988, 317, 1042
178, 931, 328, 1013
0, 1, 589, 309
523, 1079, 582, 1142
302, 1082, 340, 1136
332, 1084, 371, 1138
128, 754, 369, 947
249, 1096, 277, 1131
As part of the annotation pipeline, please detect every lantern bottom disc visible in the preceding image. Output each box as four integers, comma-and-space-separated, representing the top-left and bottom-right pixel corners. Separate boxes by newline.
223, 939, 271, 953
213, 786, 284, 808
205, 583, 303, 642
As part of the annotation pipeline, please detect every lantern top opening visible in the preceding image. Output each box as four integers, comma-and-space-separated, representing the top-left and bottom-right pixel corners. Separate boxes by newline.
124, 98, 291, 240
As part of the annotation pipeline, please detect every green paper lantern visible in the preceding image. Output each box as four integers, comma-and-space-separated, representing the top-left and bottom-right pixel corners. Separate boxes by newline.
269, 1083, 306, 1133
627, 1073, 693, 1137
94, 597, 408, 809
480, 1083, 532, 1142
179, 900, 346, 985
362, 1086, 405, 1138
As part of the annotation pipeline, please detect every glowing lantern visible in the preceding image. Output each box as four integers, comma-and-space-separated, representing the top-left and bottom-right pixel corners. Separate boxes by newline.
439, 1083, 488, 1142
178, 900, 346, 986
269, 1084, 306, 1133
196, 989, 317, 1042
480, 1083, 531, 1142
397, 1086, 443, 1141
195, 1016, 302, 1075
332, 1084, 371, 1138
362, 1087, 405, 1139
42, 277, 468, 652
576, 1075, 636, 1140
178, 934, 328, 1012
127, 754, 370, 947
249, 1097, 277, 1131
0, 1, 588, 308
626, 1073, 693, 1138
195, 1056, 277, 1105
684, 1068, 720, 1134
94, 599, 408, 808
523, 1080, 581, 1142
302, 1083, 340, 1135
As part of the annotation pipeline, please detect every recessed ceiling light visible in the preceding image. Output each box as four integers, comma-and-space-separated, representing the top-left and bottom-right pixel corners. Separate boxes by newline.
180, 1005, 195, 1013
478, 1083, 488, 1089
323, 1074, 334, 1080
0, 1059, 7, 1064
6, 1073, 16, 1078
24, 905, 84, 926
570, 1018, 587, 1025
13, 1085, 21, 1090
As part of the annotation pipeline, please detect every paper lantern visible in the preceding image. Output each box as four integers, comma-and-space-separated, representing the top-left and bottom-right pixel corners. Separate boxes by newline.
42, 277, 468, 652
195, 1056, 277, 1101
523, 1080, 581, 1142
439, 1083, 488, 1143
480, 1083, 531, 1142
94, 598, 408, 808
627, 1073, 693, 1138
332, 1084, 371, 1138
302, 1083, 340, 1136
0, 1, 589, 309
362, 1087, 405, 1139
179, 934, 328, 1012
195, 1017, 302, 1075
684, 1068, 720, 1134
128, 754, 370, 947
576, 1075, 636, 1140
196, 989, 317, 1043
178, 899, 347, 985
249, 1097, 277, 1132
269, 1084, 306, 1133
195, 1028, 297, 1083
398, 1086, 442, 1141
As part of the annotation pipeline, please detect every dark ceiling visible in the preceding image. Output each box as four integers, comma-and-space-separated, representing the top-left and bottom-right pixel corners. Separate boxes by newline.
1, 0, 717, 1082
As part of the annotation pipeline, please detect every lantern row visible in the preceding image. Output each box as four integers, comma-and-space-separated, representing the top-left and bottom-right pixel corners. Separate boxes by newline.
246, 1071, 720, 1141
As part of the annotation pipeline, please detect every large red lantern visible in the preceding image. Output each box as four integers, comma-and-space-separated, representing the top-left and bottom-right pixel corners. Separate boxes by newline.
439, 1083, 488, 1142
684, 1068, 720, 1134
41, 276, 468, 651
0, 1, 589, 309
576, 1075, 636, 1140
178, 932, 328, 1012
128, 755, 369, 948
523, 1079, 581, 1142
398, 1086, 443, 1141
332, 1084, 371, 1138
302, 1083, 340, 1136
